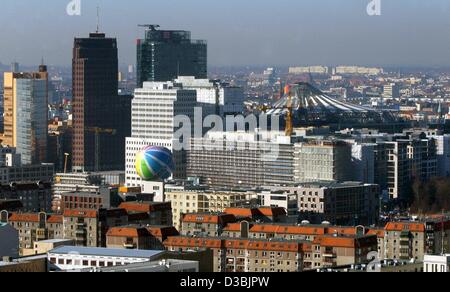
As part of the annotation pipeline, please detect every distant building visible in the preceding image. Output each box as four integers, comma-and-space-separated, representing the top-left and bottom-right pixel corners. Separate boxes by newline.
174, 76, 244, 116
137, 25, 207, 87
294, 140, 353, 183
267, 182, 380, 226
383, 83, 400, 99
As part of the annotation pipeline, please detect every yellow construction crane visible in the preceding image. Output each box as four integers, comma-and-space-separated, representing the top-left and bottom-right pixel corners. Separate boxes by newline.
285, 85, 294, 137
85, 127, 117, 172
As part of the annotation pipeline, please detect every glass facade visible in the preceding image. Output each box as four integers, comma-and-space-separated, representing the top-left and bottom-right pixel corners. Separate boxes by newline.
15, 79, 48, 164
137, 28, 207, 87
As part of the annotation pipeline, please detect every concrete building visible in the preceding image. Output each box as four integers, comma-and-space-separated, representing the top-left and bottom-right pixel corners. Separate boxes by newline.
62, 209, 128, 248
267, 182, 380, 226
0, 163, 54, 185
164, 236, 305, 273
0, 211, 63, 255
125, 81, 197, 196
28, 239, 75, 256
294, 140, 352, 183
428, 134, 450, 177
0, 222, 19, 258
164, 184, 251, 230
384, 221, 450, 261
257, 190, 299, 217
47, 246, 164, 271
187, 131, 295, 188
52, 172, 106, 212
174, 76, 244, 116
118, 201, 173, 227
106, 225, 179, 250
0, 182, 52, 212
61, 188, 122, 211
424, 254, 450, 273
181, 213, 237, 237
2, 66, 48, 164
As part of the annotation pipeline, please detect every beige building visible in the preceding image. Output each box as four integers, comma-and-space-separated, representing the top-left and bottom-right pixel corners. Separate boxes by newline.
164, 236, 305, 273
25, 239, 75, 256
164, 186, 251, 230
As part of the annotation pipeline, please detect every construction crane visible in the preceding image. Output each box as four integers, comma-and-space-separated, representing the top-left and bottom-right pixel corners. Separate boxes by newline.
85, 127, 117, 172
138, 24, 160, 31
256, 84, 294, 137
285, 85, 294, 136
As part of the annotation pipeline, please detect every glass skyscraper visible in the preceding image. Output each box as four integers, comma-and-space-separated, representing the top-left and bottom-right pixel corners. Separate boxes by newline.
136, 25, 207, 87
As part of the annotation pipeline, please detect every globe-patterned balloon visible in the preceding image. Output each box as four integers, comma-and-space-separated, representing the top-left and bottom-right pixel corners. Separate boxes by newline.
135, 146, 175, 181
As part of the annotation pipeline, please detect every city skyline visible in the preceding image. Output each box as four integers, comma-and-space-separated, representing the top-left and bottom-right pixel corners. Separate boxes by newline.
1, 0, 450, 67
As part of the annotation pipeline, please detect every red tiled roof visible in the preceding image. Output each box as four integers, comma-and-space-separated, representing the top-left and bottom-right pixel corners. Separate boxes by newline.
385, 222, 425, 233
63, 209, 97, 218
8, 213, 63, 224
182, 213, 237, 225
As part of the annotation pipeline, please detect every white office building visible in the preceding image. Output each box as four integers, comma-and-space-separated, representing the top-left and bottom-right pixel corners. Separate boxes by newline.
175, 76, 244, 116
47, 246, 165, 272
125, 81, 196, 200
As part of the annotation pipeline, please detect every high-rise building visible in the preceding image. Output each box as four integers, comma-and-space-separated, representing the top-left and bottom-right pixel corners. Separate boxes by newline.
10, 62, 19, 73
2, 66, 49, 164
125, 81, 197, 195
383, 83, 400, 99
72, 32, 131, 172
136, 25, 207, 87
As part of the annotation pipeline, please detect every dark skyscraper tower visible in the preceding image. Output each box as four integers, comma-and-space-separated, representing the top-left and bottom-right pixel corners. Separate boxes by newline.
136, 25, 207, 87
72, 32, 131, 172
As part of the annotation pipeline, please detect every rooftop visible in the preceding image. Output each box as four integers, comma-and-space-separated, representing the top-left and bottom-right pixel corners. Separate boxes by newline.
49, 246, 164, 259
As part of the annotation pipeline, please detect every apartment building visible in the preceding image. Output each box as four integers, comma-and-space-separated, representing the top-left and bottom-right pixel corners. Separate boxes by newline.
164, 184, 251, 230
0, 211, 63, 255
63, 209, 128, 248
267, 182, 380, 226
118, 201, 173, 226
181, 213, 237, 237
384, 220, 450, 261
164, 236, 305, 272
106, 225, 179, 250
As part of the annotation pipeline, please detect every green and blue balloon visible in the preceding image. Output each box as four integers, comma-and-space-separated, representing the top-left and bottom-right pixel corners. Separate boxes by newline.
135, 146, 175, 181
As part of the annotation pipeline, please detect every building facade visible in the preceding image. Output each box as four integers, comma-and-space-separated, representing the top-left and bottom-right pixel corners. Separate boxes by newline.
136, 26, 207, 87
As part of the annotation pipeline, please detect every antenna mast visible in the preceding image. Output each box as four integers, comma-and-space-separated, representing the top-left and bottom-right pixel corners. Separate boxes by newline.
96, 6, 100, 33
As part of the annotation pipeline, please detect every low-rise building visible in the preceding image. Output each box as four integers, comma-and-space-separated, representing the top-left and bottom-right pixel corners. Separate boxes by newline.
27, 239, 75, 256
106, 225, 179, 250
424, 254, 450, 273
0, 222, 19, 258
0, 182, 52, 212
47, 246, 165, 271
181, 213, 237, 237
164, 236, 305, 272
119, 201, 173, 226
164, 184, 251, 230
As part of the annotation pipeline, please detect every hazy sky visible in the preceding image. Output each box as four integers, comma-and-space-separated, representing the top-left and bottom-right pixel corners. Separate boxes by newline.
1, 0, 450, 67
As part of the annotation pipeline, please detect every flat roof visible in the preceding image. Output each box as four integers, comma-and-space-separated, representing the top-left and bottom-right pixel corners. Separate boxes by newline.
36, 239, 74, 244
49, 246, 164, 259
